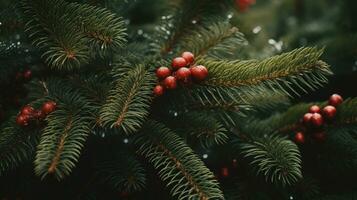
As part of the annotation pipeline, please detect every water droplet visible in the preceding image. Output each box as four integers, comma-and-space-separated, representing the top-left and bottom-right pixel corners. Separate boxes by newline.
252, 26, 262, 34
192, 20, 197, 24
268, 39, 276, 45
227, 13, 233, 19
174, 112, 178, 117
202, 154, 208, 159
123, 138, 129, 144
137, 29, 143, 35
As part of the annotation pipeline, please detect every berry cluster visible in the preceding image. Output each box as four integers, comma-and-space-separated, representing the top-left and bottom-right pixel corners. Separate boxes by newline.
15, 69, 32, 82
294, 94, 343, 144
16, 101, 57, 127
153, 51, 208, 96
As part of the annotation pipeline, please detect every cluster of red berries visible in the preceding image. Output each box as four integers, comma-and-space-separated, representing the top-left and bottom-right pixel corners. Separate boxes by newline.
294, 94, 343, 144
16, 101, 57, 127
15, 69, 32, 82
153, 51, 208, 96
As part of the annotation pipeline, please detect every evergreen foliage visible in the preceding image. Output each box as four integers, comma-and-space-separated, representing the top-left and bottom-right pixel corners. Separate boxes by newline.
0, 0, 356, 199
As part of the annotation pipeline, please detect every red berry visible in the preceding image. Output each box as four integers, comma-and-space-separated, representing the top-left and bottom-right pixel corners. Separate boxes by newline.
309, 105, 320, 113
153, 85, 165, 96
42, 101, 57, 114
329, 94, 343, 107
156, 67, 171, 79
163, 76, 177, 90
16, 114, 30, 126
23, 69, 32, 80
313, 131, 326, 142
175, 67, 191, 81
21, 105, 34, 116
294, 132, 305, 144
190, 65, 208, 81
302, 113, 313, 125
236, 0, 255, 12
322, 105, 337, 120
221, 167, 229, 177
311, 113, 324, 127
172, 57, 187, 70
181, 51, 195, 64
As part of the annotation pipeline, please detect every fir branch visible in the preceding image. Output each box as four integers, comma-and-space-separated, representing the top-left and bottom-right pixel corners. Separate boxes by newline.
21, 0, 126, 70
135, 120, 224, 200
34, 80, 94, 180
99, 65, 155, 134
0, 120, 39, 176
35, 108, 91, 180
239, 135, 302, 186
179, 22, 248, 59
198, 47, 332, 96
21, 0, 90, 70
96, 153, 146, 192
150, 0, 231, 55
175, 111, 229, 148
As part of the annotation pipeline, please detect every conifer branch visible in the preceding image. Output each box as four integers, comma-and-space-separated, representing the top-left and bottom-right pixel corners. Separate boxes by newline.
135, 120, 224, 200
239, 135, 302, 186
179, 22, 247, 59
21, 0, 126, 70
199, 47, 332, 96
99, 65, 155, 134
0, 120, 39, 176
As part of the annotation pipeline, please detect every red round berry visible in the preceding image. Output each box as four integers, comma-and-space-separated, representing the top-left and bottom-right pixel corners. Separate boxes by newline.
21, 105, 34, 116
313, 131, 326, 142
181, 51, 195, 64
236, 0, 255, 12
16, 114, 30, 126
190, 65, 208, 81
156, 67, 171, 80
23, 69, 32, 80
221, 167, 229, 178
322, 105, 337, 120
41, 101, 57, 115
329, 94, 343, 107
163, 76, 177, 90
172, 57, 188, 70
302, 113, 313, 125
311, 113, 324, 127
309, 105, 320, 113
294, 132, 305, 144
153, 85, 165, 96
175, 67, 191, 81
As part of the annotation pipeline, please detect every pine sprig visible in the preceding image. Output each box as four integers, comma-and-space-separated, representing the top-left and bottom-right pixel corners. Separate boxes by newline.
34, 80, 94, 180
176, 111, 229, 148
21, 0, 126, 69
96, 153, 146, 192
99, 65, 155, 134
21, 0, 90, 70
135, 120, 224, 200
199, 47, 332, 96
179, 22, 248, 59
35, 107, 91, 180
239, 135, 302, 186
0, 120, 39, 176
